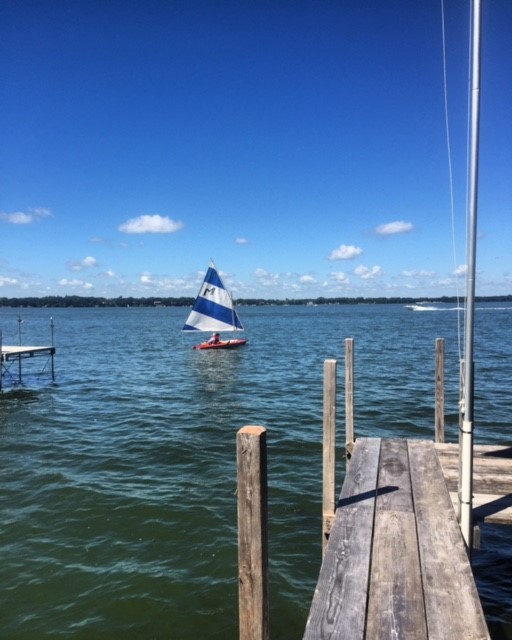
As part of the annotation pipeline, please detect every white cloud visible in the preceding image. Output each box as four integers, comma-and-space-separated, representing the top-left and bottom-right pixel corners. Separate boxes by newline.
328, 244, 363, 261
0, 207, 52, 225
235, 237, 248, 245
140, 272, 154, 285
254, 268, 280, 287
82, 256, 97, 267
331, 271, 350, 284
299, 275, 317, 284
354, 265, 383, 279
375, 221, 413, 235
402, 269, 436, 277
453, 264, 467, 276
118, 214, 184, 234
68, 256, 99, 271
58, 278, 93, 289
0, 276, 19, 286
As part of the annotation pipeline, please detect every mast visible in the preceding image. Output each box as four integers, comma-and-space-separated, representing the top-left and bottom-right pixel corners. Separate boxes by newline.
460, 0, 482, 549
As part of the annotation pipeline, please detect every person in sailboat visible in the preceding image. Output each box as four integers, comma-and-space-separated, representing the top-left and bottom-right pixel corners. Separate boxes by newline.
207, 332, 221, 345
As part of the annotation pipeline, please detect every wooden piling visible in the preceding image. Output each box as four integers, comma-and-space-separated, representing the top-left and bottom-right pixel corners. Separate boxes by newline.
322, 359, 337, 555
345, 338, 354, 455
435, 338, 445, 443
236, 426, 269, 640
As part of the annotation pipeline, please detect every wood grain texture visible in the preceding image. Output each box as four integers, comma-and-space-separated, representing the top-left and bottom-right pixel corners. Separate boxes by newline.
303, 438, 380, 639
304, 438, 492, 639
408, 440, 490, 640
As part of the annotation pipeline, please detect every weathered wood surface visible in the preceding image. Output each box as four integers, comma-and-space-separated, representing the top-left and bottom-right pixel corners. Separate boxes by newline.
436, 443, 512, 524
237, 426, 269, 640
304, 438, 490, 640
344, 339, 354, 451
409, 440, 490, 640
366, 439, 426, 639
322, 359, 337, 554
435, 338, 445, 443
305, 438, 380, 640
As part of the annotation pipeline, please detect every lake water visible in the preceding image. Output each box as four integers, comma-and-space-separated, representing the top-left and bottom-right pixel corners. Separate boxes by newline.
1, 303, 511, 639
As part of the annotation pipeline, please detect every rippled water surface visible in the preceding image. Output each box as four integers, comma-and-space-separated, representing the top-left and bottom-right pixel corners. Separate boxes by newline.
1, 304, 511, 638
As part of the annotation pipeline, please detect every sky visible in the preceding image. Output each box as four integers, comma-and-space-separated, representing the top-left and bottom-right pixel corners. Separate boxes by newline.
1, 0, 511, 300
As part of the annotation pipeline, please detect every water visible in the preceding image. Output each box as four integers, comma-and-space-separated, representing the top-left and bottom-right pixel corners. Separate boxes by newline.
1, 303, 511, 639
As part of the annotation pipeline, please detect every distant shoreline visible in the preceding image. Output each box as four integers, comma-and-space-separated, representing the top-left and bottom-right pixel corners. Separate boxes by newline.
1, 294, 512, 309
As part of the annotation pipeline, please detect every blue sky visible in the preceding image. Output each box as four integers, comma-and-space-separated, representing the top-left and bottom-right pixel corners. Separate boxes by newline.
1, 1, 511, 300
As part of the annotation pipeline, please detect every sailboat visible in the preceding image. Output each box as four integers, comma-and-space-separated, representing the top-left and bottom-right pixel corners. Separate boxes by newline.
182, 262, 248, 350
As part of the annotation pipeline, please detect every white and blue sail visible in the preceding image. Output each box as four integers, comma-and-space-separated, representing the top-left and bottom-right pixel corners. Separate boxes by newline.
182, 262, 244, 333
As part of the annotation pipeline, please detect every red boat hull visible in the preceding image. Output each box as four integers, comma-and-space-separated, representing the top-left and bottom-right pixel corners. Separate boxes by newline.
193, 339, 248, 350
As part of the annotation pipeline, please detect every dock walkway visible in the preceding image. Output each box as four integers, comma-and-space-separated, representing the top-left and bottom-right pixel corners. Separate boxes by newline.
303, 437, 490, 639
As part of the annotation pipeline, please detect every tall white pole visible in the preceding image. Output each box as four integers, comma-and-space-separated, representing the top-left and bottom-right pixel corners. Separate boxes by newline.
460, 0, 482, 549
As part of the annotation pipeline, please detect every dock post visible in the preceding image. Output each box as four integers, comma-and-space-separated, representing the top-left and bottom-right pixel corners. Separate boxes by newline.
236, 426, 269, 640
435, 338, 445, 443
345, 338, 354, 456
17, 316, 23, 383
323, 359, 337, 555
50, 317, 55, 381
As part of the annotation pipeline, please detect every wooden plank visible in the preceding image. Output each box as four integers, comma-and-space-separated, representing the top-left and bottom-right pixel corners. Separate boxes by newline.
436, 443, 512, 458
408, 440, 490, 640
442, 472, 512, 495
436, 444, 512, 494
374, 439, 413, 513
367, 512, 427, 639
366, 440, 427, 639
449, 492, 512, 525
303, 438, 381, 640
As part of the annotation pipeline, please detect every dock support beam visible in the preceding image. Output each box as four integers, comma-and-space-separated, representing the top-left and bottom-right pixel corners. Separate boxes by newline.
435, 338, 445, 443
345, 338, 354, 456
237, 426, 269, 640
322, 359, 337, 555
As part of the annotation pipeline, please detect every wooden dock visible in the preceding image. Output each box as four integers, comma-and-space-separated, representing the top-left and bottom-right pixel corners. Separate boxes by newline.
436, 442, 512, 526
304, 437, 491, 640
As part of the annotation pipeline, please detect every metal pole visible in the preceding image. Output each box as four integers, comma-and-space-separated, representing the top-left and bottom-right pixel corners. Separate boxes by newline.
460, 0, 482, 549
50, 317, 55, 381
17, 316, 22, 383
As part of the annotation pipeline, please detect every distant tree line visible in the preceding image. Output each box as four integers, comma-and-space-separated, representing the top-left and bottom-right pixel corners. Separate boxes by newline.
1, 294, 512, 308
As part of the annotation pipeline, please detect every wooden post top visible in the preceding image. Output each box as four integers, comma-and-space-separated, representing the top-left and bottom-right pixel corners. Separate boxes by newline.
238, 426, 267, 436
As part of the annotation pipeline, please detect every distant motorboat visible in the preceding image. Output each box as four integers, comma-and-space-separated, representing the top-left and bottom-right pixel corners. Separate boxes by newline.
404, 302, 439, 311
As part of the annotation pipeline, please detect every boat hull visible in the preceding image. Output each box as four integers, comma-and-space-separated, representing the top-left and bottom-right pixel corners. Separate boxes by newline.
193, 339, 248, 350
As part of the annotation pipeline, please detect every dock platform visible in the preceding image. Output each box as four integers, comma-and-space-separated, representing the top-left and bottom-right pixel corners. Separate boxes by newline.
1, 345, 56, 389
436, 442, 512, 526
304, 437, 491, 639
